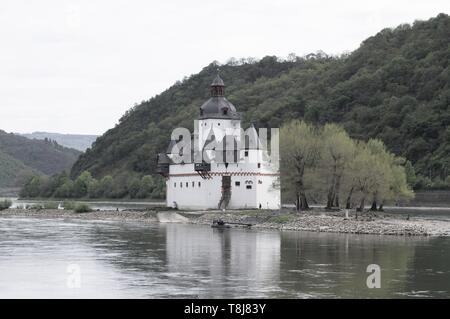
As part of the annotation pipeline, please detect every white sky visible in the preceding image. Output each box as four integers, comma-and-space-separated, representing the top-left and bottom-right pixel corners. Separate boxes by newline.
0, 0, 448, 135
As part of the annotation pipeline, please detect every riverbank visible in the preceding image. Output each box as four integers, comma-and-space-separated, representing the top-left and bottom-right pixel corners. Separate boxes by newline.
2, 207, 450, 237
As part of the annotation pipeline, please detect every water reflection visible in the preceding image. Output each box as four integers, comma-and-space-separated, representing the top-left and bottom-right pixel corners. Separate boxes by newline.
0, 217, 449, 298
165, 225, 281, 297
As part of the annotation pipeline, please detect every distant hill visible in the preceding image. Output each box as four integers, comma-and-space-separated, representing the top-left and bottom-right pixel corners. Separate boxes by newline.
71, 14, 449, 188
0, 130, 81, 187
0, 150, 41, 189
20, 132, 98, 151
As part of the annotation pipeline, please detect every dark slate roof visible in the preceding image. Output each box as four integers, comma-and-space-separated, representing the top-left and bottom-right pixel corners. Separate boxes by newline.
199, 74, 241, 120
211, 74, 225, 86
157, 153, 171, 164
199, 97, 240, 120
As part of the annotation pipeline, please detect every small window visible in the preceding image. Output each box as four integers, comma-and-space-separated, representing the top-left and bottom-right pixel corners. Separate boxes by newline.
174, 183, 176, 188
180, 182, 182, 188
186, 182, 188, 188
244, 151, 249, 157
198, 182, 201, 187
235, 181, 240, 186
257, 163, 261, 168
246, 185, 252, 190
218, 123, 220, 126
192, 181, 195, 187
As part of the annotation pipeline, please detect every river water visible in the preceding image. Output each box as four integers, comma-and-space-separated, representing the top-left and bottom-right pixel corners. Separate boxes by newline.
0, 216, 449, 298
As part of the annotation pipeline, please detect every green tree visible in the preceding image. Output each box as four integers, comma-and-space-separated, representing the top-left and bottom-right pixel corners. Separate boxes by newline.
54, 180, 74, 198
319, 124, 356, 208
137, 175, 155, 198
72, 171, 94, 198
127, 177, 142, 199
280, 120, 320, 211
98, 175, 114, 198
20, 175, 43, 198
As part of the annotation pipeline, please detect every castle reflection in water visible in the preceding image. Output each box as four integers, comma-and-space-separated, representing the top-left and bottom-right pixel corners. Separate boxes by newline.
165, 224, 280, 294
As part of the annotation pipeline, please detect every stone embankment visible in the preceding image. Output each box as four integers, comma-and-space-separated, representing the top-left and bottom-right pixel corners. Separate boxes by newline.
2, 208, 450, 237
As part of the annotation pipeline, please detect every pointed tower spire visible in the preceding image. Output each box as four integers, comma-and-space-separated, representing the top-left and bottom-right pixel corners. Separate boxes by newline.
210, 70, 225, 97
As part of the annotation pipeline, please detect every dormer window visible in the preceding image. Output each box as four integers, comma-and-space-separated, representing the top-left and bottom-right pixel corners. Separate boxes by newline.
222, 107, 228, 115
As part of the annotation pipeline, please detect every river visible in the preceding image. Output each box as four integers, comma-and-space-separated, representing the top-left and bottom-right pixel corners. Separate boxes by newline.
0, 216, 449, 298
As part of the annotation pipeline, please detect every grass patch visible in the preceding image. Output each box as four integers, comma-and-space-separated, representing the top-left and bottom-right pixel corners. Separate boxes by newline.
73, 203, 93, 213
267, 214, 294, 224
42, 202, 58, 209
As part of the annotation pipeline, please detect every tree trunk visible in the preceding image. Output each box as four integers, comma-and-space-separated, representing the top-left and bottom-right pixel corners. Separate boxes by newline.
326, 190, 334, 209
300, 192, 309, 210
345, 186, 354, 210
334, 194, 340, 208
334, 176, 341, 208
326, 172, 336, 209
357, 197, 365, 212
370, 200, 378, 211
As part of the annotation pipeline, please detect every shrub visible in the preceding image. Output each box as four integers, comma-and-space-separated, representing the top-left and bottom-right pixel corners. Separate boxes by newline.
268, 214, 293, 224
43, 202, 58, 209
62, 200, 76, 210
0, 199, 12, 211
73, 203, 92, 213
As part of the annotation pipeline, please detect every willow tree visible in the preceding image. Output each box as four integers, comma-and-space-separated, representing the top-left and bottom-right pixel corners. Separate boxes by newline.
348, 140, 414, 211
280, 120, 319, 211
319, 124, 356, 209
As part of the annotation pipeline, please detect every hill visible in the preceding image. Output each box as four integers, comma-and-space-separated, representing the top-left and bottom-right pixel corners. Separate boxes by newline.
0, 130, 81, 187
19, 132, 98, 152
71, 14, 450, 189
0, 150, 41, 188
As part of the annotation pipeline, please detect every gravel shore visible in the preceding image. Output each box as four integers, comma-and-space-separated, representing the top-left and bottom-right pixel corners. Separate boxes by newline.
2, 208, 450, 237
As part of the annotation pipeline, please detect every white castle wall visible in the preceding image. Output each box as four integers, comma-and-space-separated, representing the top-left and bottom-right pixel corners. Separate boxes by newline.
166, 160, 280, 210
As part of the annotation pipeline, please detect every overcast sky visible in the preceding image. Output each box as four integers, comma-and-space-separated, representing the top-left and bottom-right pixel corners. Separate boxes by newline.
0, 0, 448, 135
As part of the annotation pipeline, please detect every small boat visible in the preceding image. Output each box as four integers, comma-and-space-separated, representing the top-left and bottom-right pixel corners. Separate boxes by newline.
211, 219, 231, 229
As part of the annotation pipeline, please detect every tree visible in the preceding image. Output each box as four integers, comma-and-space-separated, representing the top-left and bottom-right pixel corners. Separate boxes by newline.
54, 180, 74, 198
72, 171, 94, 198
98, 175, 114, 198
20, 176, 43, 198
127, 177, 142, 199
404, 160, 417, 187
319, 124, 356, 209
280, 120, 320, 211
137, 175, 155, 198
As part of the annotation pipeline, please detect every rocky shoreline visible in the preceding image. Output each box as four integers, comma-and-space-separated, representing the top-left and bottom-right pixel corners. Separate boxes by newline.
2, 208, 450, 237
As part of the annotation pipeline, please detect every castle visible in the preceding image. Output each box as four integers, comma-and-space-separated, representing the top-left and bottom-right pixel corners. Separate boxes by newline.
157, 74, 280, 210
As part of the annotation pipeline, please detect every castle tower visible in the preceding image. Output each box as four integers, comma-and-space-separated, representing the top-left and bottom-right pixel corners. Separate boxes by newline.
198, 74, 241, 152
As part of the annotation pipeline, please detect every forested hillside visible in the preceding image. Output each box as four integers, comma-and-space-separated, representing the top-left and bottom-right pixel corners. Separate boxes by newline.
0, 130, 81, 187
71, 13, 450, 190
0, 151, 40, 188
